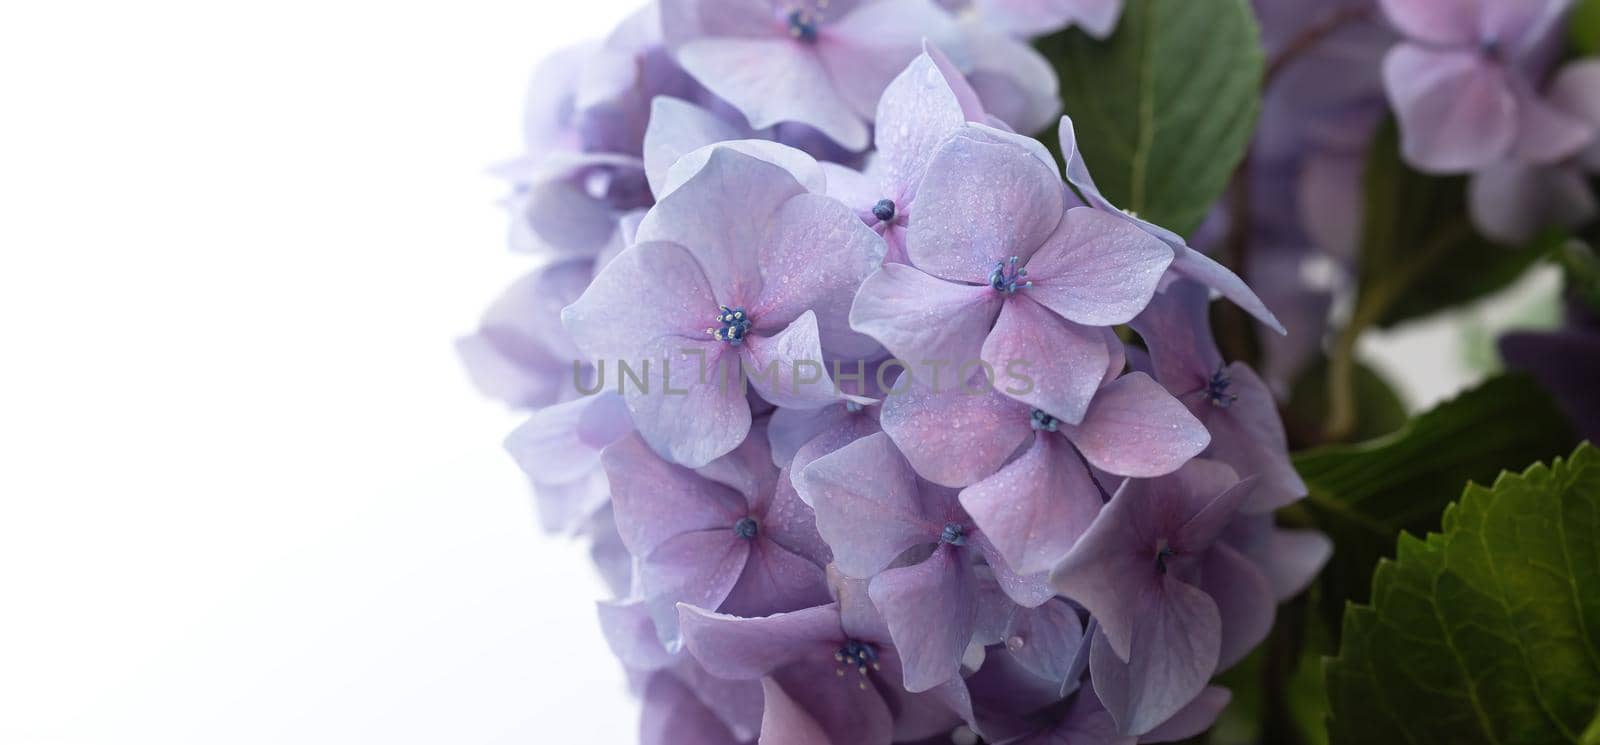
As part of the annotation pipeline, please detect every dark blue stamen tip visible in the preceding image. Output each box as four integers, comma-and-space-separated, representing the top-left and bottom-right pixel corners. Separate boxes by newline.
834, 638, 880, 678
1030, 409, 1059, 432
845, 400, 865, 413
1155, 542, 1175, 574
940, 523, 967, 546
734, 516, 759, 540
872, 198, 896, 223
707, 305, 752, 345
989, 256, 1031, 294
1480, 36, 1501, 59
788, 10, 819, 43
1205, 366, 1237, 408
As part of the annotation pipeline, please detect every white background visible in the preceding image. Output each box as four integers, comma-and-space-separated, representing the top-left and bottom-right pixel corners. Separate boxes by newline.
0, 2, 1547, 744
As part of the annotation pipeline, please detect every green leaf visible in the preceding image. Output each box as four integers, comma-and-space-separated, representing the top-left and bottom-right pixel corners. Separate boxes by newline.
1295, 374, 1577, 633
1033, 0, 1262, 235
1572, 0, 1600, 56
1325, 443, 1600, 745
1353, 121, 1551, 329
1285, 359, 1409, 445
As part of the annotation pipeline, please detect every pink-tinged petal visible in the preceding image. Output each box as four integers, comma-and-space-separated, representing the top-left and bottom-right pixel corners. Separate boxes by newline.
640, 529, 751, 644
960, 435, 1102, 575
1050, 519, 1153, 662
1001, 597, 1086, 685
816, 0, 958, 120
757, 677, 834, 745
678, 37, 870, 150
908, 128, 1066, 283
849, 264, 1004, 365
1469, 162, 1598, 245
1383, 45, 1517, 173
926, 40, 989, 121
976, 532, 1058, 608
820, 160, 883, 218
868, 544, 979, 692
479, 261, 591, 371
642, 96, 747, 198
1172, 466, 1253, 552
1377, 0, 1480, 45
981, 296, 1110, 425
694, 424, 778, 504
1551, 60, 1600, 169
884, 672, 975, 741
453, 330, 563, 410
879, 374, 1033, 488
753, 193, 887, 354
562, 240, 719, 362
1129, 280, 1220, 389
1200, 544, 1275, 671
678, 603, 843, 679
800, 432, 938, 577
660, 139, 828, 199
1063, 372, 1209, 478
763, 467, 835, 566
505, 393, 630, 486
1260, 528, 1333, 601
1025, 207, 1173, 326
603, 433, 747, 555
769, 403, 859, 466
873, 51, 970, 206
720, 539, 832, 617
955, 16, 1062, 135
769, 662, 896, 745
1198, 363, 1305, 512
676, 663, 767, 741
597, 599, 676, 672
1169, 250, 1286, 335
783, 409, 884, 481
640, 673, 742, 745
741, 312, 852, 409
635, 148, 808, 306
1088, 580, 1222, 736
1511, 86, 1597, 165
518, 178, 621, 258
662, 0, 780, 41
529, 473, 610, 535
1138, 686, 1231, 744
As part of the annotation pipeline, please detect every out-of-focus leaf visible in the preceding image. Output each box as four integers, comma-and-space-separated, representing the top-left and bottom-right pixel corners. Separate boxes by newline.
1033, 0, 1262, 235
1285, 359, 1408, 445
1295, 374, 1577, 634
1326, 444, 1600, 745
1572, 0, 1600, 55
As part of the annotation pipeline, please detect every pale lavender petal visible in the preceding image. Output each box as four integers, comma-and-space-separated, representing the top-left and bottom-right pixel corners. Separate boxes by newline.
562, 240, 719, 363
816, 0, 958, 120
634, 148, 807, 306
677, 603, 843, 679
504, 393, 631, 486
1261, 527, 1333, 601
753, 193, 887, 354
908, 128, 1066, 283
960, 435, 1102, 575
868, 544, 978, 692
678, 37, 871, 150
598, 599, 676, 672
1001, 597, 1086, 686
1169, 250, 1286, 335
640, 529, 750, 644
1088, 581, 1222, 735
604, 433, 747, 555
977, 532, 1058, 608
1383, 45, 1517, 173
659, 138, 827, 198
1511, 85, 1598, 165
1551, 60, 1600, 169
849, 263, 1004, 365
625, 338, 753, 468
768, 403, 858, 466
1025, 207, 1173, 326
769, 662, 896, 745
955, 16, 1062, 135
799, 432, 938, 577
1199, 363, 1306, 512
763, 467, 835, 566
640, 673, 742, 745
757, 677, 833, 745
981, 296, 1110, 425
879, 374, 1033, 488
1468, 162, 1598, 244
873, 52, 970, 206
519, 177, 622, 258
720, 539, 832, 617
1128, 279, 1220, 389
741, 312, 852, 409
1200, 544, 1275, 670
1062, 373, 1209, 478
642, 96, 747, 198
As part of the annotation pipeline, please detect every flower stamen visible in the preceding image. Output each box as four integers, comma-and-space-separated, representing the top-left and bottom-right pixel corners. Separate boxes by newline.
706, 306, 752, 345
989, 256, 1031, 294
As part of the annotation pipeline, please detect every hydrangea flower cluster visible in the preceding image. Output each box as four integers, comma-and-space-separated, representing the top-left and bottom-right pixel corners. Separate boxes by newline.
462, 1, 1333, 741
1378, 0, 1600, 243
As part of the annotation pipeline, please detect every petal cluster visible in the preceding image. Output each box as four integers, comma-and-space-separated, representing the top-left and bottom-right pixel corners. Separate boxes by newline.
463, 3, 1329, 742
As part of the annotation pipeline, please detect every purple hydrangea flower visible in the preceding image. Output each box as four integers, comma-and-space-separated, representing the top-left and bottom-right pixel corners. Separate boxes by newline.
677, 574, 975, 744
946, 0, 1125, 38
603, 429, 834, 646
564, 146, 884, 467
1379, 0, 1593, 173
1130, 279, 1305, 512
797, 432, 1055, 691
1469, 59, 1600, 243
1050, 460, 1274, 735
850, 125, 1175, 423
661, 0, 959, 150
